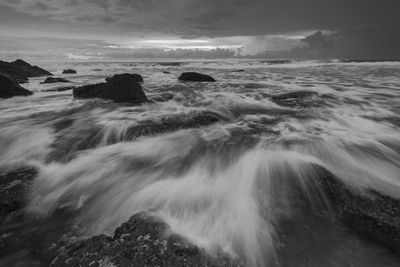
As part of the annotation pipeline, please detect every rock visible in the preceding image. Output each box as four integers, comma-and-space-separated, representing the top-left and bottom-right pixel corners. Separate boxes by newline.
51, 212, 242, 267
41, 77, 71, 84
315, 165, 400, 253
178, 72, 216, 82
158, 62, 181, 66
0, 73, 33, 98
125, 110, 224, 139
106, 73, 143, 83
62, 69, 77, 74
261, 60, 292, 65
73, 74, 148, 104
163, 71, 171, 74
42, 86, 75, 92
0, 166, 38, 221
271, 91, 321, 108
0, 59, 52, 83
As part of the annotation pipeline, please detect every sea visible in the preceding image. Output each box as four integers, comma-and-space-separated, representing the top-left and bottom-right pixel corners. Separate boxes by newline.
1, 59, 400, 266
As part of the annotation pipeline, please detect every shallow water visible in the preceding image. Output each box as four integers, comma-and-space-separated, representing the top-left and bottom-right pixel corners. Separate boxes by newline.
1, 60, 400, 266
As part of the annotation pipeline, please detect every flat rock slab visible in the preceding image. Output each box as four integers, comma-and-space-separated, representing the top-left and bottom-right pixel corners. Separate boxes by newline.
179, 72, 216, 82
62, 69, 77, 74
51, 212, 242, 267
41, 77, 71, 84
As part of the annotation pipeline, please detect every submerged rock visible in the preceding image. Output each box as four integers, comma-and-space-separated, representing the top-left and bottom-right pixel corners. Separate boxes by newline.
271, 91, 322, 108
0, 59, 52, 83
178, 72, 216, 82
73, 74, 148, 104
0, 166, 38, 221
62, 69, 77, 74
0, 73, 33, 98
51, 212, 241, 267
106, 73, 143, 83
41, 77, 71, 84
316, 166, 400, 253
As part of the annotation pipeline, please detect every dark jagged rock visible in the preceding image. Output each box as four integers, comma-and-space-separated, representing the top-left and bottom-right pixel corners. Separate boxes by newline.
106, 73, 143, 83
51, 212, 241, 267
315, 165, 400, 253
179, 72, 216, 82
73, 74, 148, 104
0, 73, 33, 98
41, 77, 71, 84
0, 59, 52, 83
62, 69, 77, 74
163, 71, 171, 74
0, 166, 38, 221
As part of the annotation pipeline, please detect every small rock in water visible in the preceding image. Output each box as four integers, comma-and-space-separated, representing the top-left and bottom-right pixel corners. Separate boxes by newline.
41, 77, 71, 84
106, 73, 143, 83
73, 73, 148, 104
178, 72, 216, 82
0, 73, 33, 98
62, 69, 77, 74
51, 212, 242, 267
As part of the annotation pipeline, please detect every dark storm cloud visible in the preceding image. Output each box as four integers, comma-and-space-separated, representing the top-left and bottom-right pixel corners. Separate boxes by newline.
1, 0, 399, 36
0, 0, 400, 59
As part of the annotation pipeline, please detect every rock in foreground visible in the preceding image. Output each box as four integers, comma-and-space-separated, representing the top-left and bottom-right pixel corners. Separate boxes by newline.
0, 74, 33, 98
0, 59, 52, 83
316, 165, 400, 253
178, 72, 216, 82
0, 166, 38, 221
62, 69, 77, 74
73, 74, 148, 104
51, 212, 241, 267
41, 77, 71, 84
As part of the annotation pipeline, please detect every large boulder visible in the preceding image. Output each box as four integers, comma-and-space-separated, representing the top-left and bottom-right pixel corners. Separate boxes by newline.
62, 69, 77, 74
41, 77, 71, 84
73, 74, 148, 104
0, 74, 33, 98
51, 212, 242, 267
178, 72, 216, 82
0, 59, 52, 83
106, 73, 143, 83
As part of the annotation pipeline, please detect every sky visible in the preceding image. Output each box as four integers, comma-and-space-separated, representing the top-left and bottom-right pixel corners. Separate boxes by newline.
0, 0, 399, 61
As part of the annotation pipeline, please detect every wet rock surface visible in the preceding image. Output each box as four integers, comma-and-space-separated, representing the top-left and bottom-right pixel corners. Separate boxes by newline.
41, 77, 71, 84
73, 74, 148, 104
316, 166, 400, 253
0, 73, 33, 98
0, 166, 38, 221
50, 212, 242, 267
0, 59, 52, 83
179, 72, 216, 82
62, 69, 77, 74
